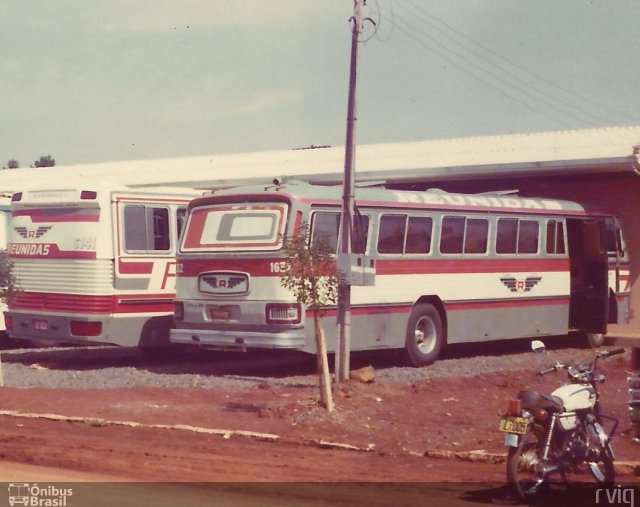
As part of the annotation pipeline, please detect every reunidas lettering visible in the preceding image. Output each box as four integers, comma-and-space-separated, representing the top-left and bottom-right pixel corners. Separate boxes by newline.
8, 243, 51, 256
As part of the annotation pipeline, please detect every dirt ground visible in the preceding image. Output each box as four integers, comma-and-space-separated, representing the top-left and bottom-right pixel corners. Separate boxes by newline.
0, 352, 637, 485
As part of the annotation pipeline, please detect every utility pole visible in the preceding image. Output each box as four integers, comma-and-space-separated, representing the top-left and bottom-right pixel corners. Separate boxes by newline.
336, 0, 365, 383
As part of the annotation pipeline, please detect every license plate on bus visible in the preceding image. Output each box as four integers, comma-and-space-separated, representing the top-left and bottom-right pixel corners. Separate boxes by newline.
209, 307, 231, 321
33, 319, 49, 331
498, 415, 528, 435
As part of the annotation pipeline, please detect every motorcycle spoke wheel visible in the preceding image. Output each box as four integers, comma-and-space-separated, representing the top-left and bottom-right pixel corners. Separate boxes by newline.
506, 432, 545, 501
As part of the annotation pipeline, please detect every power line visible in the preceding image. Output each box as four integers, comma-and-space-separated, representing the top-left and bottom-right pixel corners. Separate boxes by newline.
396, 2, 615, 126
403, 0, 638, 124
374, 0, 637, 128
386, 8, 583, 128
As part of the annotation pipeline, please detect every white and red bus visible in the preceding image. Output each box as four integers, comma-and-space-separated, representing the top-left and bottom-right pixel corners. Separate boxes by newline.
4, 184, 200, 348
170, 180, 631, 365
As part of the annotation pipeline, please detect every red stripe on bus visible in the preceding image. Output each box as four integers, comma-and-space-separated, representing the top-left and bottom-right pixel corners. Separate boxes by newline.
308, 298, 568, 318
179, 257, 569, 277
375, 258, 569, 275
11, 293, 115, 313
11, 292, 174, 314
445, 297, 569, 311
8, 243, 96, 260
179, 258, 275, 277
12, 210, 100, 222
118, 260, 154, 274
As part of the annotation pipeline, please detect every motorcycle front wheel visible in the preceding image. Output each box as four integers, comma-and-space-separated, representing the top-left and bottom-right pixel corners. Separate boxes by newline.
506, 428, 545, 501
586, 420, 615, 483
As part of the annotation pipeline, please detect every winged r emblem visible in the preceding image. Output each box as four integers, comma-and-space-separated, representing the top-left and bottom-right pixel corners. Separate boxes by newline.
500, 275, 542, 293
201, 275, 246, 290
14, 226, 52, 239
198, 272, 249, 295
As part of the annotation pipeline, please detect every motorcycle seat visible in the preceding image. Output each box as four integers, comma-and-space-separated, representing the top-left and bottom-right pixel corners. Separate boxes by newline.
517, 390, 564, 413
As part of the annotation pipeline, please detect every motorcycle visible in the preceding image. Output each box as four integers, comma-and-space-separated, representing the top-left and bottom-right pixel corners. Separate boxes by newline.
499, 340, 625, 501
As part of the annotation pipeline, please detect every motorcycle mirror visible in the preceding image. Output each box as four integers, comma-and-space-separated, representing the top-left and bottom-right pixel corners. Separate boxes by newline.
531, 340, 546, 353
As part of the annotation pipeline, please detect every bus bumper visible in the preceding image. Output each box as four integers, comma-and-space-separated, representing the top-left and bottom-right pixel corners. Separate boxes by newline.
4, 310, 107, 345
169, 327, 307, 350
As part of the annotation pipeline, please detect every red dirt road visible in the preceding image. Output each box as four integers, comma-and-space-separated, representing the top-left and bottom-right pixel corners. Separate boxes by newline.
0, 353, 638, 485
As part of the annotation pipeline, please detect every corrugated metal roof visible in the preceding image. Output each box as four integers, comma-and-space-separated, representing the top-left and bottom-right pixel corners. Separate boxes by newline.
1, 126, 639, 192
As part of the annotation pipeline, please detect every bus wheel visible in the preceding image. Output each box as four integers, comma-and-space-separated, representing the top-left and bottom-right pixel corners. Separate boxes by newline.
586, 332, 605, 348
404, 303, 444, 366
139, 316, 172, 350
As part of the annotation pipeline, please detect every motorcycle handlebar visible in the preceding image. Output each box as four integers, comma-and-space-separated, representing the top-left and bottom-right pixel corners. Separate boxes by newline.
535, 347, 625, 376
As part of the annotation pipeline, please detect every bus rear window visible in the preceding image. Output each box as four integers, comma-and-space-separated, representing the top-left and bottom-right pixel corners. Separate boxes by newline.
182, 204, 287, 251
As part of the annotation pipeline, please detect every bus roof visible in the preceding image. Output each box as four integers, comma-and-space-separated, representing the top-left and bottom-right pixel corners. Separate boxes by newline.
190, 180, 594, 216
11, 184, 202, 208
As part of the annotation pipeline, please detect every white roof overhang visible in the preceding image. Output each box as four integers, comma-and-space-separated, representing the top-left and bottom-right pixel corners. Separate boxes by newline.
1, 126, 639, 193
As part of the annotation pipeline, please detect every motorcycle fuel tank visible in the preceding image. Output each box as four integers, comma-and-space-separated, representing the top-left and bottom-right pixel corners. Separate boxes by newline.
552, 384, 597, 411
551, 384, 597, 430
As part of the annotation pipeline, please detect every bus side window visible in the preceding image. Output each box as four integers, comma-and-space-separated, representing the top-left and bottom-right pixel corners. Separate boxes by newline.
497, 218, 539, 255
546, 220, 566, 254
124, 205, 148, 251
518, 220, 539, 254
378, 214, 406, 254
311, 212, 340, 253
604, 217, 625, 257
405, 216, 432, 254
176, 207, 187, 240
152, 208, 170, 251
352, 214, 369, 254
440, 216, 465, 254
496, 218, 517, 254
123, 204, 171, 252
311, 211, 369, 254
464, 218, 488, 254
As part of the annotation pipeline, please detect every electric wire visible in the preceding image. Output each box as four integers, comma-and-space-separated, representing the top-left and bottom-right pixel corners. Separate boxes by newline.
403, 0, 637, 123
396, 1, 616, 126
387, 8, 581, 128
372, 0, 637, 129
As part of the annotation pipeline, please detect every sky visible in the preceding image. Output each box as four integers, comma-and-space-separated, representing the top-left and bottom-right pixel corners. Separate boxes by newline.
1, 0, 639, 168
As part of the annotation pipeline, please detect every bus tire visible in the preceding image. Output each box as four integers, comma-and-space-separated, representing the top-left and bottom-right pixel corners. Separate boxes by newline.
138, 316, 172, 349
403, 303, 444, 366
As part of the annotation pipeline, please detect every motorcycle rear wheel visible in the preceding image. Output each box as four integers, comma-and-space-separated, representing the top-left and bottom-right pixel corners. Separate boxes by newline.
506, 428, 545, 501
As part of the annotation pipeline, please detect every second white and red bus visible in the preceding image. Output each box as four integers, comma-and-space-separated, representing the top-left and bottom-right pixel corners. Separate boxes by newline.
169, 180, 631, 365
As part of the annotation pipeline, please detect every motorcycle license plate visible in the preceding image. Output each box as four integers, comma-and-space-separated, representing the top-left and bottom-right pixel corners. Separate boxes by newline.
499, 415, 528, 435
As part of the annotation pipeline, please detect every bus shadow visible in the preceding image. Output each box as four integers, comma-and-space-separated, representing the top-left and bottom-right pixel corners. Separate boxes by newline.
0, 333, 586, 380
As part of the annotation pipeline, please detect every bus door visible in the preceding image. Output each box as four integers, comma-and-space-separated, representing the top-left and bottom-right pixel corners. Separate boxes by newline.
604, 217, 627, 291
567, 218, 609, 334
